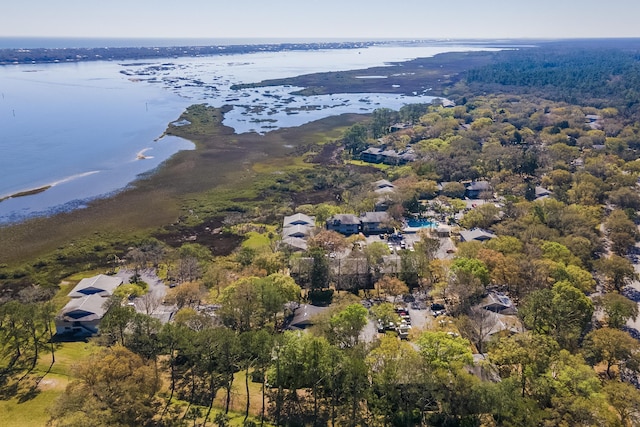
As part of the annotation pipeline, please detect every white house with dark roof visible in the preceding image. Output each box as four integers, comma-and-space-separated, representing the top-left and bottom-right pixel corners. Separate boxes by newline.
282, 213, 315, 242
56, 274, 123, 336
283, 213, 315, 228
67, 274, 123, 298
282, 224, 313, 239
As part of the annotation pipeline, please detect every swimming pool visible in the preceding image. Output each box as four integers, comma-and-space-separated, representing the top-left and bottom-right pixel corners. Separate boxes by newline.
406, 218, 438, 228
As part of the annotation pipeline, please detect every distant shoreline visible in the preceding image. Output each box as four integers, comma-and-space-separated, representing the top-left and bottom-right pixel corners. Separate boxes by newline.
0, 39, 521, 65
0, 40, 380, 65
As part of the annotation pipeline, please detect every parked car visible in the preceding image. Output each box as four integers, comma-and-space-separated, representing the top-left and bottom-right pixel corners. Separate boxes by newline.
431, 303, 446, 317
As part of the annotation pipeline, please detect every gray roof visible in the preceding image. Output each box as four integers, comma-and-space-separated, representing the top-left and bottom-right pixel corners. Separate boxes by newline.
60, 294, 109, 322
466, 181, 491, 191
373, 179, 394, 190
361, 211, 390, 223
288, 304, 329, 329
535, 186, 551, 198
328, 214, 361, 225
459, 228, 497, 242
361, 147, 382, 155
282, 224, 313, 238
480, 293, 517, 314
283, 213, 315, 228
280, 236, 308, 251
68, 274, 123, 298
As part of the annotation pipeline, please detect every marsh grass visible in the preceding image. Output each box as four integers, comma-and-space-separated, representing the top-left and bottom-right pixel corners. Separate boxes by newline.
0, 105, 364, 289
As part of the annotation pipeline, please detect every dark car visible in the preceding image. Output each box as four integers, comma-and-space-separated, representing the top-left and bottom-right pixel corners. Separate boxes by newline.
431, 303, 446, 316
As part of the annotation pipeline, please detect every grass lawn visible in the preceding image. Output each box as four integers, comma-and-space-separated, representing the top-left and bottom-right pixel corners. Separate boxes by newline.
345, 159, 392, 170
0, 341, 99, 427
0, 380, 65, 427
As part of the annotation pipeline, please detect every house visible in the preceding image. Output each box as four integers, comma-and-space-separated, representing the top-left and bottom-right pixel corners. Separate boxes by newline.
389, 123, 410, 133
360, 211, 391, 235
282, 224, 313, 239
465, 181, 491, 199
280, 236, 308, 252
534, 186, 552, 199
479, 293, 517, 315
55, 274, 123, 336
373, 179, 395, 194
585, 114, 603, 130
459, 228, 497, 242
282, 213, 315, 239
360, 147, 416, 165
283, 213, 315, 228
287, 304, 329, 330
360, 147, 383, 163
67, 274, 123, 298
435, 224, 452, 238
326, 214, 361, 235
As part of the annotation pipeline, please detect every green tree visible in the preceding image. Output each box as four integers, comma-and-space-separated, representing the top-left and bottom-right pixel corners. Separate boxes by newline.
604, 381, 640, 427
416, 331, 473, 371
599, 292, 639, 329
343, 123, 368, 154
328, 304, 368, 348
49, 345, 160, 427
595, 255, 636, 292
583, 327, 640, 379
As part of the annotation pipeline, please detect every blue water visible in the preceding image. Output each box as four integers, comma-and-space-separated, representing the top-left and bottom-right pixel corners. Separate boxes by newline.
0, 42, 501, 224
407, 219, 438, 228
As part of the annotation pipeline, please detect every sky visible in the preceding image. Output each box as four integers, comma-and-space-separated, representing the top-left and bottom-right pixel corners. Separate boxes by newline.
3, 0, 640, 40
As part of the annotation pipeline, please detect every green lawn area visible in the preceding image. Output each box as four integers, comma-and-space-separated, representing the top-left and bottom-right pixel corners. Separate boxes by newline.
345, 159, 391, 170
0, 341, 98, 427
0, 381, 65, 427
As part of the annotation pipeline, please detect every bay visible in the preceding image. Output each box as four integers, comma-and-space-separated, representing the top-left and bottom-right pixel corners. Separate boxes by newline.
0, 42, 498, 224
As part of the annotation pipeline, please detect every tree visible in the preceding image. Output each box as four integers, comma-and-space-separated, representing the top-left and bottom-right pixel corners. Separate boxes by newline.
598, 292, 639, 329
489, 332, 560, 398
583, 327, 640, 379
309, 248, 330, 290
441, 182, 466, 199
604, 381, 640, 427
343, 123, 368, 154
366, 335, 424, 426
165, 281, 206, 309
416, 331, 473, 371
370, 302, 401, 329
519, 281, 593, 350
595, 255, 636, 292
307, 230, 347, 253
456, 306, 499, 354
460, 203, 501, 230
328, 304, 368, 348
605, 210, 639, 255
99, 297, 136, 346
374, 275, 409, 301
49, 345, 160, 427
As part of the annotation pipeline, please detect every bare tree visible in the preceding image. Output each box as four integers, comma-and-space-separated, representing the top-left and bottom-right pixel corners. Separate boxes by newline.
139, 293, 163, 316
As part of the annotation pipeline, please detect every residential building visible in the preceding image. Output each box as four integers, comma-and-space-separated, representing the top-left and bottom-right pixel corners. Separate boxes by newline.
459, 228, 497, 242
326, 214, 361, 235
55, 274, 123, 336
360, 211, 391, 235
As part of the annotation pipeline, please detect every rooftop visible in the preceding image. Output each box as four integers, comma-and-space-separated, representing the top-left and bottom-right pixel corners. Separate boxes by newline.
68, 274, 123, 298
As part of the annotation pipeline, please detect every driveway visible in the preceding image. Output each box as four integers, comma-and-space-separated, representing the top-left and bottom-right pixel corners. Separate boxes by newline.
116, 268, 174, 322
